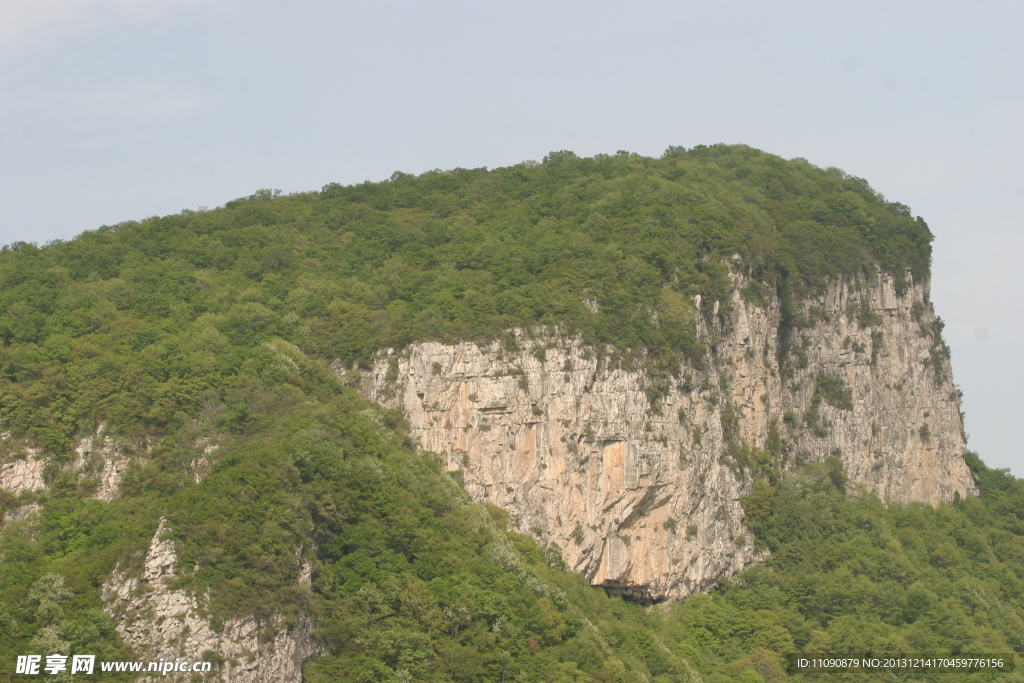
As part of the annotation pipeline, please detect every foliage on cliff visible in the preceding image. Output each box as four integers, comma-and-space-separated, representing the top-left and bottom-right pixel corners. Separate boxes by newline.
3, 147, 1020, 682
1, 145, 929, 442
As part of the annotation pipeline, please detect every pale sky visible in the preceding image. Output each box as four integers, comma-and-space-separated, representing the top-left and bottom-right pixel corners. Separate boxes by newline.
1, 1, 1021, 476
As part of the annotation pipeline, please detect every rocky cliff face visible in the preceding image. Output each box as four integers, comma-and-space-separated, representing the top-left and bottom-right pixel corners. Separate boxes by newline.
0, 427, 220, 527
0, 426, 136, 526
351, 268, 976, 602
102, 519, 319, 683
1, 430, 318, 678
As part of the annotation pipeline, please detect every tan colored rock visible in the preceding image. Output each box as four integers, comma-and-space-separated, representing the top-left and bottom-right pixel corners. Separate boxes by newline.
0, 425, 168, 503
1, 502, 42, 528
103, 519, 320, 683
352, 269, 975, 601
0, 449, 46, 495
72, 428, 132, 502
0, 425, 132, 502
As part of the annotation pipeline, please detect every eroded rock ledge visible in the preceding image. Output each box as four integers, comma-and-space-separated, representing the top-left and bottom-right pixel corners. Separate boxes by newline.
0, 426, 140, 528
348, 269, 976, 602
0, 427, 219, 527
102, 519, 319, 683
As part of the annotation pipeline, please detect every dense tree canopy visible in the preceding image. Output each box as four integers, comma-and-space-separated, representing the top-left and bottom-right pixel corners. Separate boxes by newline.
1, 146, 1018, 682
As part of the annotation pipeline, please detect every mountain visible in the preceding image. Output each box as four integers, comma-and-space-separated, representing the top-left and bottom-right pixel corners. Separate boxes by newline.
356, 266, 973, 603
1, 145, 1021, 682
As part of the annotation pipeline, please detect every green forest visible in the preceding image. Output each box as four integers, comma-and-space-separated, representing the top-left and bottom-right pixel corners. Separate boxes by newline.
0, 145, 1021, 682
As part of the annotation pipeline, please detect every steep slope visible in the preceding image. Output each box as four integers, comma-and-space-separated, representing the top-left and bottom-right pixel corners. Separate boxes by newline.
0, 145, 1007, 682
355, 268, 974, 602
101, 518, 319, 683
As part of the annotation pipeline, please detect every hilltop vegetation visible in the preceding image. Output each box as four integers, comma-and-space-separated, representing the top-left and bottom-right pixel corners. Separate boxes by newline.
0, 145, 930, 450
1, 145, 1021, 682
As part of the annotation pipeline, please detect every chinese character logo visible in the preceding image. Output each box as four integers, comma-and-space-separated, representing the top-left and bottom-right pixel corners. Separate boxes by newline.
16, 655, 41, 674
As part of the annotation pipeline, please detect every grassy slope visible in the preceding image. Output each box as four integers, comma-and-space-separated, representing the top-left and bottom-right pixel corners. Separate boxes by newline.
0, 145, 1020, 682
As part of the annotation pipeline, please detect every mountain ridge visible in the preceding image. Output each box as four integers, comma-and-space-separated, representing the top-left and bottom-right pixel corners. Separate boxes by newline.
0, 145, 1019, 683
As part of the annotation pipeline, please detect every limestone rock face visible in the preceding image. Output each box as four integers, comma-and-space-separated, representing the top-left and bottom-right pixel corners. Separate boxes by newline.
103, 519, 320, 683
0, 425, 132, 502
72, 429, 133, 503
0, 448, 46, 495
0, 427, 217, 516
0, 502, 41, 528
352, 269, 975, 602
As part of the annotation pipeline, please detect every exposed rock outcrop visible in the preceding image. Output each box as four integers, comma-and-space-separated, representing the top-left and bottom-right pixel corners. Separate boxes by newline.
102, 519, 320, 683
0, 448, 46, 496
72, 427, 133, 503
0, 426, 224, 507
0, 425, 134, 502
0, 502, 41, 528
352, 269, 975, 602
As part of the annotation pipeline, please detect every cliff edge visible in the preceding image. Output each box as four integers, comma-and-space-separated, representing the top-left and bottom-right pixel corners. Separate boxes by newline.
350, 268, 975, 602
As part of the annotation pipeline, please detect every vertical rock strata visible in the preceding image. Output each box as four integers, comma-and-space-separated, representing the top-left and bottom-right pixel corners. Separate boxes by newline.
103, 519, 320, 683
353, 269, 976, 602
0, 427, 215, 518
1, 431, 314, 673
0, 425, 134, 512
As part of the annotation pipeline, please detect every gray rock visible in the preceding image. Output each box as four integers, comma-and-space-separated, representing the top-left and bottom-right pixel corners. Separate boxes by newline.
353, 268, 975, 601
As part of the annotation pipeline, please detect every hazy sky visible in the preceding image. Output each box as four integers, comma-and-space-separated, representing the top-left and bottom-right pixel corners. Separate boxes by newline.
1, 1, 1021, 475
